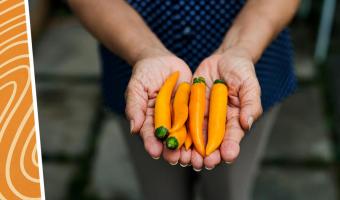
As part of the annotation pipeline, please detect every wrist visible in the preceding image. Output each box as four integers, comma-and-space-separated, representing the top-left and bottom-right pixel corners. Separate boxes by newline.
217, 17, 275, 63
130, 45, 172, 66
216, 44, 255, 64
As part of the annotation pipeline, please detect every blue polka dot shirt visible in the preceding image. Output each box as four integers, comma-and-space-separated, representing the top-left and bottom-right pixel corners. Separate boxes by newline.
100, 0, 297, 114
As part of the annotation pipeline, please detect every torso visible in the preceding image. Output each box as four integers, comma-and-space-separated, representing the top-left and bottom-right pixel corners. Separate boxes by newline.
100, 0, 296, 113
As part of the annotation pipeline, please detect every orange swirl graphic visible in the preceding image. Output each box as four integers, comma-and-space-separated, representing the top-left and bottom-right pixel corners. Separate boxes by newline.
0, 0, 42, 199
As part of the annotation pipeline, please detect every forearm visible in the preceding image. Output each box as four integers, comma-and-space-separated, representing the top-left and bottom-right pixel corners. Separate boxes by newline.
68, 0, 168, 65
218, 0, 300, 62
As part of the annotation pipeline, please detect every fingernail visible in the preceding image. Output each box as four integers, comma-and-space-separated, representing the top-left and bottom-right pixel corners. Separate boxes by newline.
152, 156, 160, 160
193, 168, 202, 172
170, 161, 178, 166
180, 163, 188, 167
247, 117, 254, 130
205, 166, 214, 170
225, 161, 233, 165
130, 120, 134, 134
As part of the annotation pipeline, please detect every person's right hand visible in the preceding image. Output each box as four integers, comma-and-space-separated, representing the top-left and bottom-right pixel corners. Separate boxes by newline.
125, 50, 192, 163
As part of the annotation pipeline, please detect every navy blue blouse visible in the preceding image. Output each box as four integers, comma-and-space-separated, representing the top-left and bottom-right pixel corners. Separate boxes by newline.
100, 0, 297, 114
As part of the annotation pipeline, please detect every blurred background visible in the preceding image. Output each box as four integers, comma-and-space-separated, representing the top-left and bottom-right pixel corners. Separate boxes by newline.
29, 0, 340, 199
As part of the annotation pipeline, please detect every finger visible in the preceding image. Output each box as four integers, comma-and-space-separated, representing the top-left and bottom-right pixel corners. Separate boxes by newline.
140, 107, 163, 159
203, 150, 221, 170
162, 145, 180, 165
191, 149, 204, 172
220, 107, 244, 163
176, 68, 193, 86
125, 79, 148, 133
193, 57, 219, 85
179, 147, 191, 167
239, 77, 263, 130
228, 95, 240, 107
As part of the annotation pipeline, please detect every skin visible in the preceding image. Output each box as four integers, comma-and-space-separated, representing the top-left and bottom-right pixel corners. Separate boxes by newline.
192, 48, 261, 170
69, 0, 192, 161
69, 0, 300, 169
190, 0, 300, 171
127, 57, 191, 159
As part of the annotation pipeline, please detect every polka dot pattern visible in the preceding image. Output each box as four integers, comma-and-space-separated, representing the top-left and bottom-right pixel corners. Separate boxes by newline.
100, 0, 297, 114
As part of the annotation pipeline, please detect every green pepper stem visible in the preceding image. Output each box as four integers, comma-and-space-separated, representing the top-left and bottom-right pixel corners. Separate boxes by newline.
214, 79, 225, 84
166, 137, 179, 150
155, 126, 169, 141
193, 77, 206, 84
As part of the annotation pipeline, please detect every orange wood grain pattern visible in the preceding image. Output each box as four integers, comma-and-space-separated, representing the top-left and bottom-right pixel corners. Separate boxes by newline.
0, 0, 42, 199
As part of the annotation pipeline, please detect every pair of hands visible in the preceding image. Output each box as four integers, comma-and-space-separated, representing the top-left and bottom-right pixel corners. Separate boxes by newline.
125, 47, 263, 171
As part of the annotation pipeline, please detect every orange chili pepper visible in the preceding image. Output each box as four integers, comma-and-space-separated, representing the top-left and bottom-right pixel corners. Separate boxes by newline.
166, 126, 187, 150
206, 79, 228, 156
184, 131, 192, 150
170, 82, 191, 132
154, 71, 179, 140
189, 77, 206, 156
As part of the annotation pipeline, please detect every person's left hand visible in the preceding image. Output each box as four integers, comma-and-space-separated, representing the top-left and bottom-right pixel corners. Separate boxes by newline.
189, 47, 263, 171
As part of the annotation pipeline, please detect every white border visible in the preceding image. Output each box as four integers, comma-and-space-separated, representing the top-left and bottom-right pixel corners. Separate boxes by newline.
23, 0, 45, 199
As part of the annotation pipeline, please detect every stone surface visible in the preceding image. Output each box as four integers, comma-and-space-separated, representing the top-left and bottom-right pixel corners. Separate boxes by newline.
254, 167, 338, 200
294, 54, 316, 80
37, 82, 99, 156
89, 114, 141, 200
43, 163, 76, 200
33, 18, 100, 77
290, 18, 316, 80
264, 86, 333, 161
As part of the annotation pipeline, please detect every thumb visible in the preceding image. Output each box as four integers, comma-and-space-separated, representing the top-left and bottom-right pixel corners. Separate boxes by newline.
125, 79, 148, 134
239, 77, 263, 130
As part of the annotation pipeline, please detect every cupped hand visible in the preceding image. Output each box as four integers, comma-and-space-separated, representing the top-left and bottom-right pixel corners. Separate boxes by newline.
191, 47, 263, 170
125, 50, 192, 163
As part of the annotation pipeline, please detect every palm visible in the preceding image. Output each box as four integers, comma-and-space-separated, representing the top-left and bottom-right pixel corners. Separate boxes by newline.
126, 55, 192, 160
191, 51, 262, 170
